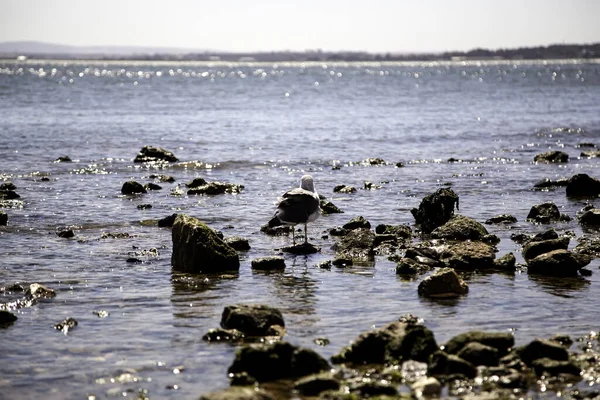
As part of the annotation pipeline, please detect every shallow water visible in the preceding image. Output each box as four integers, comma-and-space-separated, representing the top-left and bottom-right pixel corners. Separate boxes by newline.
1, 59, 600, 399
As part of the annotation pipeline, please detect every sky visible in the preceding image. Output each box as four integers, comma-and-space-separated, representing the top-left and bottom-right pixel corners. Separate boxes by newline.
1, 0, 600, 53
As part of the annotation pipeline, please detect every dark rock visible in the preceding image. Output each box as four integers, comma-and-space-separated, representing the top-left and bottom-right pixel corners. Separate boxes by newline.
375, 224, 412, 239
202, 328, 245, 342
333, 184, 357, 193
411, 188, 459, 233
533, 178, 570, 189
444, 331, 514, 356
0, 310, 17, 326
186, 177, 208, 187
534, 150, 569, 163
134, 145, 179, 163
332, 228, 376, 262
418, 267, 468, 297
331, 319, 438, 365
494, 253, 517, 271
126, 258, 142, 263
373, 233, 397, 247
527, 249, 591, 276
149, 174, 175, 183
0, 182, 17, 190
579, 208, 600, 226
0, 211, 8, 226
200, 387, 274, 400
578, 142, 596, 148
551, 334, 573, 347
145, 182, 162, 191
294, 373, 340, 396
343, 216, 371, 230
395, 257, 434, 275
527, 202, 561, 223
517, 338, 569, 366
531, 358, 581, 377
522, 237, 569, 261
158, 213, 178, 228
439, 241, 496, 270
320, 199, 343, 214
428, 351, 477, 379
485, 214, 517, 224
531, 228, 559, 242
510, 233, 531, 244
315, 260, 332, 269
411, 377, 442, 397
349, 381, 398, 396
54, 155, 72, 162
229, 372, 257, 386
457, 342, 500, 366
57, 229, 75, 238
281, 242, 320, 254
225, 236, 250, 251
228, 341, 330, 382
188, 181, 244, 195
332, 257, 353, 267
581, 150, 600, 158
566, 174, 600, 198
431, 214, 488, 241
221, 304, 285, 336
362, 157, 387, 165
329, 227, 349, 236
396, 161, 405, 167
136, 204, 152, 210
251, 256, 286, 271
575, 236, 600, 258
121, 181, 147, 195
0, 189, 20, 200
54, 317, 78, 333
363, 181, 382, 190
171, 214, 240, 273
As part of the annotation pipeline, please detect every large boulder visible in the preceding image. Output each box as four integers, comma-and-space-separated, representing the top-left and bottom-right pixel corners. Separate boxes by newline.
411, 188, 459, 233
171, 214, 240, 273
221, 304, 284, 336
534, 150, 569, 163
526, 249, 591, 276
418, 268, 469, 298
431, 215, 488, 241
332, 228, 376, 263
134, 145, 179, 163
439, 241, 496, 270
566, 174, 600, 198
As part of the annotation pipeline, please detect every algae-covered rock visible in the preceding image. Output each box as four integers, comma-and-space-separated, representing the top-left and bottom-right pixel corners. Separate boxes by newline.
375, 224, 412, 239
332, 228, 376, 262
395, 257, 435, 275
221, 304, 285, 336
251, 256, 285, 271
431, 214, 489, 241
494, 253, 517, 271
320, 199, 343, 215
566, 173, 600, 198
418, 268, 469, 298
527, 249, 590, 276
121, 181, 147, 195
171, 214, 240, 273
411, 188, 459, 233
134, 145, 179, 163
534, 150, 569, 163
333, 184, 357, 194
444, 331, 514, 356
439, 241, 496, 270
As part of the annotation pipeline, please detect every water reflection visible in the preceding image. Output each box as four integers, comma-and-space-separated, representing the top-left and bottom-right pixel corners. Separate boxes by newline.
528, 274, 590, 298
270, 257, 318, 317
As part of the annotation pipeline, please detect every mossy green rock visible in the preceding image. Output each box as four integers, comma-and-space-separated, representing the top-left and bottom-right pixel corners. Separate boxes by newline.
171, 214, 239, 273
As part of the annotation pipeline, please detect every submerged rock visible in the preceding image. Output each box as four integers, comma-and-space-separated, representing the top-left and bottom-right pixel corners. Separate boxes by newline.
53, 155, 72, 163
332, 228, 376, 262
56, 228, 75, 238
534, 150, 569, 163
121, 181, 147, 195
134, 145, 179, 163
566, 173, 600, 198
0, 189, 20, 200
225, 236, 251, 251
526, 202, 561, 223
54, 317, 78, 334
431, 214, 488, 241
411, 188, 459, 233
485, 214, 517, 224
0, 310, 17, 326
333, 184, 357, 193
171, 214, 240, 273
187, 181, 244, 195
581, 150, 600, 158
203, 328, 245, 342
251, 256, 286, 271
527, 249, 591, 276
221, 304, 285, 337
342, 216, 371, 230
418, 268, 469, 298
533, 177, 569, 189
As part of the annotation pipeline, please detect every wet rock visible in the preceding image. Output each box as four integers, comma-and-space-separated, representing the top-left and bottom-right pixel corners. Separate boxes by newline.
342, 216, 371, 230
522, 237, 569, 261
221, 304, 285, 337
348, 380, 398, 396
0, 189, 20, 200
188, 181, 244, 195
320, 199, 343, 214
332, 228, 376, 262
373, 233, 397, 247
375, 224, 412, 239
0, 211, 8, 226
396, 161, 405, 167
431, 215, 488, 241
225, 236, 250, 251
294, 372, 340, 396
228, 341, 330, 382
574, 236, 600, 258
281, 242, 320, 254
54, 317, 78, 334
494, 253, 517, 271
531, 358, 581, 377
0, 182, 17, 191
517, 338, 569, 366
0, 310, 17, 326
534, 150, 569, 163
581, 150, 600, 158
331, 319, 438, 365
100, 232, 134, 240
457, 342, 500, 366
439, 241, 496, 270
551, 334, 573, 347
333, 184, 357, 193
527, 249, 591, 276
363, 181, 382, 190
418, 268, 468, 297
332, 257, 353, 267
579, 208, 600, 226
171, 214, 240, 273
158, 213, 178, 228
531, 228, 559, 241
578, 142, 596, 148
329, 227, 349, 236
200, 386, 274, 400
149, 174, 175, 183
510, 233, 531, 244
411, 376, 441, 397
202, 328, 245, 342
54, 155, 72, 162
144, 182, 162, 191
395, 257, 434, 275
533, 177, 570, 189
411, 188, 459, 233
251, 256, 285, 271
485, 214, 517, 224
428, 351, 477, 379
362, 157, 387, 165
527, 202, 561, 223
134, 145, 179, 163
566, 173, 600, 198
56, 228, 75, 238
93, 310, 109, 318
121, 181, 147, 194
136, 203, 152, 210
28, 283, 56, 298
186, 177, 208, 187
444, 331, 514, 356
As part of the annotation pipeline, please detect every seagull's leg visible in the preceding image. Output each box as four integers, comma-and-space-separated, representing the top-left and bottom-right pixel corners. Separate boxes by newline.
304, 224, 308, 243
291, 226, 296, 245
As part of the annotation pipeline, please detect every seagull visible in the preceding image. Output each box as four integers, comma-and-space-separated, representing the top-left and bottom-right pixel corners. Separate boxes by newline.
275, 175, 321, 245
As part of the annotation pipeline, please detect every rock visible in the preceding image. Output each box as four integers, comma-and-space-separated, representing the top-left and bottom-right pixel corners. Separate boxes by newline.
444, 331, 514, 356
56, 229, 75, 238
534, 150, 569, 163
144, 182, 162, 191
551, 334, 573, 347
348, 380, 398, 396
485, 214, 517, 224
28, 283, 56, 298
527, 202, 561, 223
187, 181, 244, 195
579, 208, 600, 226
411, 188, 459, 233
332, 257, 353, 267
581, 150, 600, 158
375, 224, 412, 239
427, 351, 477, 379
522, 237, 569, 261
494, 253, 517, 271
439, 241, 496, 270
202, 328, 245, 342
418, 268, 468, 297
320, 199, 343, 214
221, 304, 285, 336
566, 173, 600, 198
0, 310, 18, 326
225, 236, 250, 251
533, 178, 570, 189
200, 387, 274, 400
362, 157, 387, 165
363, 181, 382, 190
228, 341, 330, 382
342, 216, 371, 230
251, 256, 286, 271
332, 228, 376, 262
158, 213, 178, 227
0, 189, 20, 200
294, 372, 340, 396
54, 317, 78, 334
0, 182, 16, 190
510, 233, 531, 244
575, 236, 600, 258
121, 181, 147, 194
395, 257, 434, 275
527, 249, 591, 276
457, 342, 500, 366
531, 358, 581, 377
329, 227, 348, 236
333, 184, 357, 193
186, 177, 208, 187
431, 215, 488, 241
134, 145, 179, 163
373, 233, 397, 247
54, 155, 72, 162
331, 319, 438, 365
171, 214, 240, 273
517, 338, 569, 366
411, 377, 441, 397
531, 228, 559, 241
149, 174, 175, 183
137, 204, 152, 210
281, 242, 320, 255
0, 211, 8, 226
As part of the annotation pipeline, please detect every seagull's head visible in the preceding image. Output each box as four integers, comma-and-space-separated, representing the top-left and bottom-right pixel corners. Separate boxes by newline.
300, 175, 316, 192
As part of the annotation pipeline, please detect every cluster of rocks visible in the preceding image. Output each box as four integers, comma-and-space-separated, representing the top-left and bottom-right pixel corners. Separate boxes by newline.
0, 181, 22, 225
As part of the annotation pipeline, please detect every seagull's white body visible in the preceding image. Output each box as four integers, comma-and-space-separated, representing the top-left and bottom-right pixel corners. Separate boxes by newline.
275, 175, 321, 244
